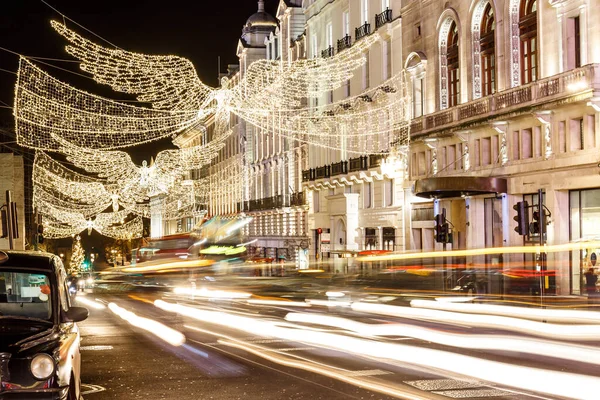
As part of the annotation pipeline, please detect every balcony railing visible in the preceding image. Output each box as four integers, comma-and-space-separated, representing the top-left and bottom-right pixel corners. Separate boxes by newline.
375, 8, 393, 29
337, 35, 352, 53
302, 153, 388, 182
355, 22, 371, 42
331, 160, 348, 176
411, 64, 600, 137
321, 46, 334, 58
290, 192, 306, 207
349, 156, 368, 172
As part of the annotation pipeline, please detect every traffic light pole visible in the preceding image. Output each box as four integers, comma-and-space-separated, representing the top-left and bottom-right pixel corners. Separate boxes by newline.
538, 189, 545, 307
5, 191, 13, 250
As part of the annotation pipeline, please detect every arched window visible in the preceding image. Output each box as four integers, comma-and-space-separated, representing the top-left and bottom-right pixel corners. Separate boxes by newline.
480, 3, 495, 96
406, 53, 426, 118
520, 0, 537, 84
446, 21, 460, 107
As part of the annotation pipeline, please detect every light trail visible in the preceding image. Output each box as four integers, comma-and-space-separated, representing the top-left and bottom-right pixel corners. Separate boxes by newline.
108, 302, 185, 346
155, 299, 600, 399
76, 296, 106, 310
352, 302, 600, 341
285, 312, 600, 365
414, 299, 600, 324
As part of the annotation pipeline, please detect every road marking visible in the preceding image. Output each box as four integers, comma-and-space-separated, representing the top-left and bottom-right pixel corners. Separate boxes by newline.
344, 369, 393, 377
433, 389, 510, 398
405, 379, 481, 391
80, 345, 114, 351
405, 380, 514, 398
277, 347, 316, 352
81, 384, 106, 395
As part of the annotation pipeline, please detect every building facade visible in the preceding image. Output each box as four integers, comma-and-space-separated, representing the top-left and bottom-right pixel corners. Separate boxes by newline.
402, 0, 600, 295
301, 0, 409, 262
0, 153, 26, 250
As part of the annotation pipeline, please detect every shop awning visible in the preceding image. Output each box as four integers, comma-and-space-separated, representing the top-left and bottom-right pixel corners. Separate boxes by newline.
414, 176, 508, 199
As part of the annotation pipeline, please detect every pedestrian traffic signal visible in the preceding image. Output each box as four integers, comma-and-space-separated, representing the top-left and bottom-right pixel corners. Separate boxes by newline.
513, 201, 529, 236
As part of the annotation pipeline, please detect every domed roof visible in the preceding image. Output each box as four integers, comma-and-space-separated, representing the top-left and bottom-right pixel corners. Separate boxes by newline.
245, 1, 277, 28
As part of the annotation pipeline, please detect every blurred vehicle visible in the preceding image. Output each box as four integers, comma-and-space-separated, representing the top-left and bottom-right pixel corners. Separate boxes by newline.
0, 250, 88, 399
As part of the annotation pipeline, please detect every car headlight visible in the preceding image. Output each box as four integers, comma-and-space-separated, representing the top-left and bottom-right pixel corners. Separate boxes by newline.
30, 353, 55, 380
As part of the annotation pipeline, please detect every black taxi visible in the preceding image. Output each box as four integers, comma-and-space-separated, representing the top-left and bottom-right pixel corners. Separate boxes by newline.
0, 250, 88, 399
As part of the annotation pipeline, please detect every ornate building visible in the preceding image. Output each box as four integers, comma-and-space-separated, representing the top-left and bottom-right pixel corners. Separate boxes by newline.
403, 0, 600, 295
301, 0, 408, 262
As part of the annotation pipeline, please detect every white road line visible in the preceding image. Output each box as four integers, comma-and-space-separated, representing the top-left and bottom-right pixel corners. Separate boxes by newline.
432, 388, 510, 398
80, 384, 107, 395
80, 345, 114, 351
405, 379, 482, 391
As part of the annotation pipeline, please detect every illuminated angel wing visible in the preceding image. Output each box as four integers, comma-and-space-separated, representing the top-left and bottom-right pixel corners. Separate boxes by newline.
57, 138, 139, 184
51, 20, 214, 112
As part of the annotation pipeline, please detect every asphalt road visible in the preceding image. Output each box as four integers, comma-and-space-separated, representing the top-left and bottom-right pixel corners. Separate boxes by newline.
75, 291, 596, 400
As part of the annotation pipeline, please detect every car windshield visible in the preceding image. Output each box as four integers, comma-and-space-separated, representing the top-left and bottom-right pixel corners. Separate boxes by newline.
0, 271, 53, 321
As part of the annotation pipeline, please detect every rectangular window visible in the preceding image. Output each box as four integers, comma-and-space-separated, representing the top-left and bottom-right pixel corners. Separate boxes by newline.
441, 147, 447, 171
343, 11, 350, 37
570, 118, 583, 150
364, 182, 372, 208
418, 152, 426, 176
362, 51, 370, 90
361, 0, 369, 23
381, 0, 390, 11
586, 115, 596, 149
382, 38, 391, 80
384, 179, 393, 206
474, 139, 481, 167
534, 126, 542, 158
311, 34, 318, 58
559, 120, 567, 153
522, 129, 533, 158
326, 22, 333, 48
481, 137, 491, 165
457, 143, 463, 170
567, 16, 581, 70
447, 145, 456, 170
412, 77, 424, 118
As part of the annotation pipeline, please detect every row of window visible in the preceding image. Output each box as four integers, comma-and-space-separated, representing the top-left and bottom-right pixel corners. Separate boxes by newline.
409, 0, 584, 117
313, 179, 394, 212
411, 114, 596, 178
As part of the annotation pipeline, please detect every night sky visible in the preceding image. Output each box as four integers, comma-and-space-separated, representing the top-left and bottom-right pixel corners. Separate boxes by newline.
0, 0, 279, 160
0, 0, 279, 259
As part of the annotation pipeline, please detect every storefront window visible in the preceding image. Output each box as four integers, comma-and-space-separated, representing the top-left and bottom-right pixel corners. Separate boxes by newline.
570, 188, 600, 294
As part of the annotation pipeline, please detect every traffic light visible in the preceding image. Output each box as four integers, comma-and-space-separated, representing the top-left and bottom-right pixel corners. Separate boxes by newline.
37, 224, 44, 244
513, 201, 529, 236
434, 209, 449, 243
530, 208, 547, 236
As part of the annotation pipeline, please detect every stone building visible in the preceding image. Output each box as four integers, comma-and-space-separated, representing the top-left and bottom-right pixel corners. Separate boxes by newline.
0, 153, 26, 250
402, 0, 600, 295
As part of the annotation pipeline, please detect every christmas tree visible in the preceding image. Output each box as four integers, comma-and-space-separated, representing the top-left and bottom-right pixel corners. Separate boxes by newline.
69, 236, 85, 275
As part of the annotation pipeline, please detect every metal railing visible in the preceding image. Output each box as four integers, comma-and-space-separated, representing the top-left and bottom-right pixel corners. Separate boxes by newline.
337, 35, 352, 53
355, 23, 371, 42
375, 8, 393, 29
321, 46, 334, 58
302, 153, 388, 182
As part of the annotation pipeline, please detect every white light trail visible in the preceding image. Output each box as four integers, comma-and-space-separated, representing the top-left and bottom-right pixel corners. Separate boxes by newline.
284, 312, 600, 365
155, 300, 600, 399
108, 302, 185, 346
76, 296, 106, 310
414, 299, 600, 324
352, 302, 600, 341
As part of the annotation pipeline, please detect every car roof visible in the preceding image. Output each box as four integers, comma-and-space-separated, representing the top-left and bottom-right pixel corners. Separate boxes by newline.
0, 250, 57, 271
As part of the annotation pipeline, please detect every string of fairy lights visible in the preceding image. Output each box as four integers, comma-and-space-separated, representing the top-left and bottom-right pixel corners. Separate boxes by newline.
15, 19, 410, 240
